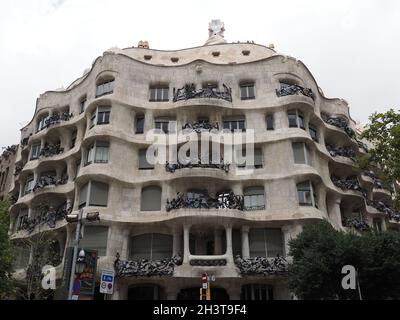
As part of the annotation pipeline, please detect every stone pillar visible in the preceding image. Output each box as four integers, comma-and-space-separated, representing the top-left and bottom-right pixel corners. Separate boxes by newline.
282, 225, 292, 257
121, 229, 130, 260
40, 138, 45, 150
173, 227, 182, 257
112, 279, 128, 301
214, 229, 223, 255
144, 110, 154, 133
333, 198, 343, 228
241, 226, 250, 259
225, 225, 233, 263
183, 224, 191, 264
19, 183, 24, 199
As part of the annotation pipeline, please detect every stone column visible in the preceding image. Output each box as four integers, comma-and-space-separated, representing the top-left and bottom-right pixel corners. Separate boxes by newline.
120, 229, 130, 260
173, 227, 182, 257
282, 225, 292, 257
241, 226, 250, 259
333, 197, 343, 228
183, 224, 191, 264
214, 229, 223, 255
66, 158, 75, 183
225, 225, 233, 263
144, 110, 154, 133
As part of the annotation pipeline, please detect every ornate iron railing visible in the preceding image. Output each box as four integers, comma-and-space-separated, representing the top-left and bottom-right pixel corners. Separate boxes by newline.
331, 176, 367, 198
366, 200, 400, 222
38, 112, 74, 131
17, 202, 72, 233
190, 259, 227, 266
166, 160, 230, 173
182, 121, 220, 133
173, 84, 232, 102
342, 217, 369, 231
244, 205, 266, 211
321, 113, 355, 138
235, 255, 289, 276
114, 255, 183, 277
39, 144, 64, 158
14, 164, 24, 176
166, 191, 244, 212
32, 175, 68, 193
326, 144, 356, 160
276, 83, 314, 100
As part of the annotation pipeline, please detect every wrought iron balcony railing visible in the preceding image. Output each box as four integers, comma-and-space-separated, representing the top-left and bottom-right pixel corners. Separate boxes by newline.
114, 255, 183, 278
326, 144, 356, 160
14, 164, 24, 176
331, 176, 367, 198
182, 121, 220, 133
17, 202, 72, 233
1, 145, 18, 160
276, 83, 314, 100
366, 200, 400, 222
190, 259, 227, 266
38, 112, 74, 132
173, 84, 232, 102
362, 171, 386, 190
235, 255, 289, 276
39, 144, 64, 158
342, 217, 369, 231
32, 175, 68, 193
321, 113, 355, 138
166, 191, 244, 212
166, 159, 230, 173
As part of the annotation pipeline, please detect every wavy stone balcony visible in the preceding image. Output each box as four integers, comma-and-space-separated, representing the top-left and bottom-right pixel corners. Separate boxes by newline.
114, 256, 183, 278
366, 200, 400, 222
173, 84, 232, 103
234, 256, 289, 276
39, 144, 64, 158
331, 176, 367, 198
32, 175, 68, 193
36, 112, 74, 133
326, 144, 356, 161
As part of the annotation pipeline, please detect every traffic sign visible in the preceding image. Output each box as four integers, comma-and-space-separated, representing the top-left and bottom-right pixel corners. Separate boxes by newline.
100, 270, 115, 295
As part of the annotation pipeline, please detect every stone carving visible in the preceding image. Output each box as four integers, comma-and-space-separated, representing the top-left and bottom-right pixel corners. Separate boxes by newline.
190, 259, 227, 266
32, 174, 68, 193
205, 20, 227, 46
173, 84, 232, 102
326, 144, 356, 160
166, 159, 230, 173
182, 121, 220, 133
343, 217, 370, 231
39, 143, 64, 158
114, 255, 183, 278
331, 176, 367, 198
166, 191, 244, 212
276, 83, 315, 100
235, 255, 289, 276
18, 202, 72, 233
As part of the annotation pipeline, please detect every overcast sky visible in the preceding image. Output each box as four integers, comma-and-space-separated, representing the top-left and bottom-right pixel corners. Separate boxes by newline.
1, 0, 399, 148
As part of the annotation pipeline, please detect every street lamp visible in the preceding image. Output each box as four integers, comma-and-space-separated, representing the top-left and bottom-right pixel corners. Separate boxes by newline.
76, 249, 86, 275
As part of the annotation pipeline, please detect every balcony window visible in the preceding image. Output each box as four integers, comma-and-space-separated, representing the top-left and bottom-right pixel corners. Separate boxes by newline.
86, 141, 109, 165
237, 148, 263, 169
141, 186, 162, 211
155, 118, 176, 134
37, 115, 50, 132
90, 106, 111, 127
80, 96, 87, 114
249, 228, 284, 258
139, 149, 154, 170
16, 209, 29, 232
297, 181, 317, 207
136, 115, 145, 134
80, 226, 109, 256
266, 115, 275, 131
244, 187, 265, 211
71, 130, 77, 149
24, 175, 35, 195
309, 125, 319, 142
288, 110, 305, 129
130, 234, 173, 260
149, 87, 169, 102
240, 83, 255, 100
79, 181, 109, 209
223, 118, 246, 132
292, 142, 311, 165
96, 79, 114, 97
30, 144, 41, 160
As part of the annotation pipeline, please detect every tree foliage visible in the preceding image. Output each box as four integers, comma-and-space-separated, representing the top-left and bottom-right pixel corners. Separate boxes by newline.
287, 221, 400, 300
0, 201, 15, 299
359, 108, 400, 208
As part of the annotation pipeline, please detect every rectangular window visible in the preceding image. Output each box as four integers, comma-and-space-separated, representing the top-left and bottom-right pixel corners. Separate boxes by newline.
86, 145, 95, 165
75, 159, 81, 179
80, 97, 87, 114
249, 229, 283, 258
223, 119, 246, 132
244, 189, 265, 211
89, 181, 109, 207
240, 83, 255, 100
95, 142, 109, 163
71, 130, 77, 149
24, 175, 34, 195
266, 115, 274, 131
139, 149, 154, 170
150, 87, 169, 102
136, 116, 145, 134
292, 142, 311, 165
288, 112, 298, 128
79, 182, 89, 209
31, 144, 41, 160
309, 126, 318, 142
297, 181, 316, 207
16, 209, 29, 231
96, 80, 114, 97
38, 116, 50, 132
97, 106, 111, 125
80, 226, 109, 256
237, 148, 263, 169
155, 119, 176, 134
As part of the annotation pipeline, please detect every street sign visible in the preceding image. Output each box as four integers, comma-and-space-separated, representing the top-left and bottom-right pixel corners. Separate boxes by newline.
100, 270, 115, 295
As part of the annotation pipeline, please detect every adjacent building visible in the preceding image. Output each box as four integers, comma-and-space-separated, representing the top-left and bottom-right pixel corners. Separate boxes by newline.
5, 20, 400, 300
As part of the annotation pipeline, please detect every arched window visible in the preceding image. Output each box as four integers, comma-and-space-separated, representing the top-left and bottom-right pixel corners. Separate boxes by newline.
141, 186, 162, 211
129, 233, 173, 260
244, 187, 265, 211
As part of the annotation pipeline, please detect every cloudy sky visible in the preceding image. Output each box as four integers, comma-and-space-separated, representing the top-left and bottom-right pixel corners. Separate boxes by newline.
0, 0, 399, 148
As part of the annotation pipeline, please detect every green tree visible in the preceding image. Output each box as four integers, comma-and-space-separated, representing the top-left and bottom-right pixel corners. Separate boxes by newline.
359, 109, 400, 208
287, 221, 400, 300
0, 201, 15, 299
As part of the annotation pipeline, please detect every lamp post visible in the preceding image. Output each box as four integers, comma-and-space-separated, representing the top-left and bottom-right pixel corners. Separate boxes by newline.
67, 209, 83, 300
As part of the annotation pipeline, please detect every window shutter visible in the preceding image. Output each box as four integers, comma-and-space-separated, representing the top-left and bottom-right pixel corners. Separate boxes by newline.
293, 142, 306, 164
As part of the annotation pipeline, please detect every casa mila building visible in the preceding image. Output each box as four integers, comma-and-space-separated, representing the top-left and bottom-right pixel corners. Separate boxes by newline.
6, 20, 400, 300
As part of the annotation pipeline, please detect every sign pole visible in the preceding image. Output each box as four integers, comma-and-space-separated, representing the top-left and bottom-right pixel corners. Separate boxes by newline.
67, 210, 83, 300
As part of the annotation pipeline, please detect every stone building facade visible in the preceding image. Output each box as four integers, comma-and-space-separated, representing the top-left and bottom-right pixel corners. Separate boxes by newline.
6, 21, 400, 300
